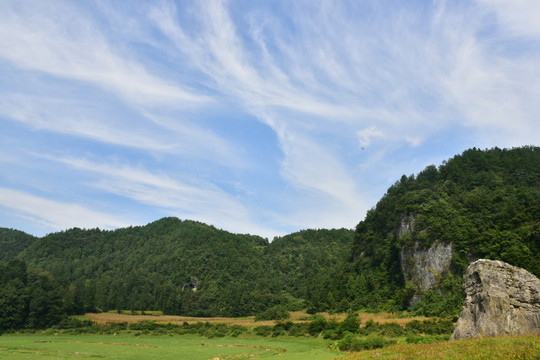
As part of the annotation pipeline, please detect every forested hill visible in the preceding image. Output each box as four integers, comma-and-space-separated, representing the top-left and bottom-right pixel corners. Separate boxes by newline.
0, 228, 37, 263
349, 146, 539, 316
4, 218, 353, 318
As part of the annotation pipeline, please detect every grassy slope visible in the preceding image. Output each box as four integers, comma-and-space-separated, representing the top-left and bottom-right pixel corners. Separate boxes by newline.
342, 335, 540, 360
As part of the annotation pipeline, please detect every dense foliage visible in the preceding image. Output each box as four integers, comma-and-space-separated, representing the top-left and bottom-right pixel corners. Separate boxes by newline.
2, 219, 353, 320
0, 229, 36, 263
0, 260, 65, 332
266, 228, 354, 312
349, 146, 539, 314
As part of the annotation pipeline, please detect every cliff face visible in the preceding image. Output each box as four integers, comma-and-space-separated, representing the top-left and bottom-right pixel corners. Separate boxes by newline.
398, 215, 453, 305
451, 259, 540, 340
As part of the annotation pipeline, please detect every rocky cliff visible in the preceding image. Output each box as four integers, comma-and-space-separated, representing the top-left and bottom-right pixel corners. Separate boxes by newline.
450, 259, 540, 340
398, 215, 453, 305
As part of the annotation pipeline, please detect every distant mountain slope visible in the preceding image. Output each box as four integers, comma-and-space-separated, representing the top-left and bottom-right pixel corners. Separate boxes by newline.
0, 228, 37, 263
13, 217, 352, 317
266, 228, 354, 310
18, 217, 277, 317
350, 146, 539, 315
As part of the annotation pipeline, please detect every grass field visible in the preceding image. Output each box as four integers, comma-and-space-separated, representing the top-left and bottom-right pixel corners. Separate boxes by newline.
2, 312, 538, 359
341, 335, 540, 360
1, 333, 538, 359
0, 333, 342, 360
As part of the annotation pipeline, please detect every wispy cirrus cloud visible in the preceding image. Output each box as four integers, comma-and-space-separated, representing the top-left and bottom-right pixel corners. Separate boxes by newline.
0, 0, 538, 238
0, 186, 130, 231
0, 0, 207, 107
38, 155, 276, 237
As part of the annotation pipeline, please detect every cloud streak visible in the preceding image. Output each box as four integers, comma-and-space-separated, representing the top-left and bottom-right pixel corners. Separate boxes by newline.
0, 0, 538, 238
0, 1, 207, 107
0, 187, 130, 231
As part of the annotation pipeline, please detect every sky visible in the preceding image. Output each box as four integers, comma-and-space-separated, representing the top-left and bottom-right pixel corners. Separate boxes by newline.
1, 0, 539, 240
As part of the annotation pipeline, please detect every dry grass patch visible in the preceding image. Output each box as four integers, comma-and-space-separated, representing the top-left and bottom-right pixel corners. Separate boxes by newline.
85, 313, 276, 326
86, 311, 431, 329
341, 334, 540, 360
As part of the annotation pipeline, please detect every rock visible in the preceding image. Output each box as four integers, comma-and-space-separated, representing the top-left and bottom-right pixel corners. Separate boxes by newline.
450, 259, 540, 340
398, 215, 453, 306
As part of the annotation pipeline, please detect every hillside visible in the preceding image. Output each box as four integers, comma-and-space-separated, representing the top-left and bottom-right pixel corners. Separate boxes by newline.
349, 146, 540, 316
266, 228, 354, 312
0, 228, 37, 263
12, 218, 353, 318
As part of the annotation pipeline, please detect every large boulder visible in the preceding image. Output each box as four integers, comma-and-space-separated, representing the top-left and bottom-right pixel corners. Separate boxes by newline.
450, 259, 540, 340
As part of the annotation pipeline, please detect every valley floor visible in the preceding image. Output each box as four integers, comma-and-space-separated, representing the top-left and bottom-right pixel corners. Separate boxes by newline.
0, 333, 341, 360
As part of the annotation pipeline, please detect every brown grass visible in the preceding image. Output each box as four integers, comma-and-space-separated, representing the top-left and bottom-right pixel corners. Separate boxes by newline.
341, 334, 540, 360
85, 311, 430, 328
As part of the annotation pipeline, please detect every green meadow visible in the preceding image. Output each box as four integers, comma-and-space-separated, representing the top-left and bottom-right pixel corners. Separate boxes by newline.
0, 333, 343, 360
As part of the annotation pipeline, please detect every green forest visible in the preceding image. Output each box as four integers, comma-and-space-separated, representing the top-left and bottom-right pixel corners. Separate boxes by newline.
0, 146, 538, 331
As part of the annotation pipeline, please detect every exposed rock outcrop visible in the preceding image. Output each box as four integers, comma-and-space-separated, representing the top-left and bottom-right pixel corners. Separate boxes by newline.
450, 259, 540, 340
398, 215, 453, 305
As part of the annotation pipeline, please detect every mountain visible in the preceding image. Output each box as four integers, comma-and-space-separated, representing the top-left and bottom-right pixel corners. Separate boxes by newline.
349, 146, 539, 316
12, 217, 353, 317
266, 228, 354, 311
0, 228, 37, 263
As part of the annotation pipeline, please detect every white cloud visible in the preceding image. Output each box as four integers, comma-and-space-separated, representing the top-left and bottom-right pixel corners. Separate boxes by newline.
357, 126, 386, 148
476, 0, 540, 38
0, 0, 207, 107
0, 186, 130, 231
42, 156, 278, 237
1, 0, 539, 238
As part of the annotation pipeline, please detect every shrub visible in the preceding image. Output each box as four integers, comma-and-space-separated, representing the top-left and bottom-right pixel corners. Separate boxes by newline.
379, 322, 405, 337
339, 312, 361, 334
337, 334, 395, 352
254, 305, 290, 321
288, 323, 309, 337
254, 325, 273, 337
55, 317, 93, 329
228, 325, 247, 337
307, 315, 328, 336
405, 319, 454, 335
358, 319, 380, 335
322, 328, 341, 340
421, 319, 454, 335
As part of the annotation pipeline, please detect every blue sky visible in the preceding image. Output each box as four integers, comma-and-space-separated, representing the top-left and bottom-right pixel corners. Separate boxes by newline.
1, 0, 539, 239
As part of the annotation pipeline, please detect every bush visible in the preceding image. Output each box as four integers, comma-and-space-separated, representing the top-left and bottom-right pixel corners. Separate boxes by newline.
254, 325, 273, 337
338, 312, 361, 334
405, 319, 422, 333
307, 315, 328, 336
358, 319, 380, 335
405, 319, 454, 335
288, 323, 309, 337
228, 325, 247, 337
254, 305, 290, 321
421, 319, 454, 335
55, 317, 93, 329
322, 328, 341, 340
337, 334, 395, 352
379, 322, 405, 337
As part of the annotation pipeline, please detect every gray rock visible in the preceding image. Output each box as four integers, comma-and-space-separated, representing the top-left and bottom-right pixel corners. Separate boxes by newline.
450, 259, 540, 340
398, 215, 453, 306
